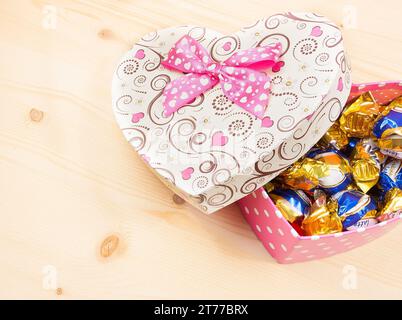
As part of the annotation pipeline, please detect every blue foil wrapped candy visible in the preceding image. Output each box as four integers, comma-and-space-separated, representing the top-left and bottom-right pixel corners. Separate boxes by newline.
331, 190, 378, 230
373, 97, 402, 158
379, 159, 402, 192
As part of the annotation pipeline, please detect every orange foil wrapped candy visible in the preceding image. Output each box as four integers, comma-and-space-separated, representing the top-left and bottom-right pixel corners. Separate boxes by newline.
339, 92, 381, 138
302, 190, 343, 236
279, 158, 330, 191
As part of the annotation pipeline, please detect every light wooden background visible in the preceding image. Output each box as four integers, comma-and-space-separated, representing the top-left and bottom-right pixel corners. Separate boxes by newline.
1, 0, 402, 299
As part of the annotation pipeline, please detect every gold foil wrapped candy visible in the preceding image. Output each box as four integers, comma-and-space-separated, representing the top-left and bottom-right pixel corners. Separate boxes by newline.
352, 138, 386, 164
377, 128, 402, 158
339, 92, 381, 138
279, 158, 330, 191
317, 122, 349, 150
350, 138, 385, 193
351, 159, 379, 193
301, 190, 343, 236
377, 187, 402, 221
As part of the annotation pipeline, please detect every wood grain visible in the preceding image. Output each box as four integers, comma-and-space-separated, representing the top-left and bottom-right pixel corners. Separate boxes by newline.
1, 0, 402, 299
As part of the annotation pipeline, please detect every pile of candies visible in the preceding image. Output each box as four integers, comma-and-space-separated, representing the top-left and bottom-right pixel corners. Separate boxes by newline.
266, 92, 402, 236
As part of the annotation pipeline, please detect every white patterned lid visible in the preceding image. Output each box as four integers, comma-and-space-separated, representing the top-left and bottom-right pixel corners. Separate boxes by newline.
112, 12, 352, 213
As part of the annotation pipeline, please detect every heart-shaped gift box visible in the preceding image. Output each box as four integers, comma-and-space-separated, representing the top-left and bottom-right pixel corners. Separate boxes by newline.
112, 12, 352, 213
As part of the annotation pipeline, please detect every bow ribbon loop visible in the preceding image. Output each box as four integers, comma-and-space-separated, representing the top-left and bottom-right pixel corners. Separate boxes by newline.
161, 35, 282, 119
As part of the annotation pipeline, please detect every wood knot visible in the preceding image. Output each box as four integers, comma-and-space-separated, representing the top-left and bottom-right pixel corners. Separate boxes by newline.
29, 108, 44, 122
172, 194, 185, 205
98, 29, 113, 39
100, 235, 119, 258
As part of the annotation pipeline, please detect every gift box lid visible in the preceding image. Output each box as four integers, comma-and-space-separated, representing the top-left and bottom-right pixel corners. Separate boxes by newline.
112, 12, 352, 213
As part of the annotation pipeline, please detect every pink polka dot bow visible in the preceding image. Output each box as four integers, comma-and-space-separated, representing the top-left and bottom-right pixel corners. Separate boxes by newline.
161, 35, 282, 119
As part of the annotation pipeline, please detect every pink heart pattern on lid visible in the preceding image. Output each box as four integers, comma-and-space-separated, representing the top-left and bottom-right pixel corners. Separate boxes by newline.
181, 167, 194, 180
310, 26, 323, 37
261, 116, 274, 128
211, 131, 229, 146
135, 49, 145, 59
131, 112, 144, 123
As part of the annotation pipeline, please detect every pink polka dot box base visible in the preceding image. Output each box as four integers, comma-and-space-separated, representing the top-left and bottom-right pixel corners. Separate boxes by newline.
238, 81, 402, 264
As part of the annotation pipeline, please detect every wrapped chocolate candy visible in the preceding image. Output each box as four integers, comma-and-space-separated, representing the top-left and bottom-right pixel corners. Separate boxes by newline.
302, 190, 343, 236
350, 138, 385, 193
377, 187, 402, 221
307, 149, 353, 194
373, 96, 402, 158
317, 121, 349, 150
350, 158, 379, 194
269, 189, 311, 223
346, 209, 378, 230
264, 91, 402, 236
351, 138, 386, 165
278, 157, 330, 191
379, 159, 402, 192
331, 190, 378, 230
339, 92, 381, 138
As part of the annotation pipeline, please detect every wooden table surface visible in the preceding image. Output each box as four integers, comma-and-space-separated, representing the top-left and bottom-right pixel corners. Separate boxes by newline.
1, 0, 402, 299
